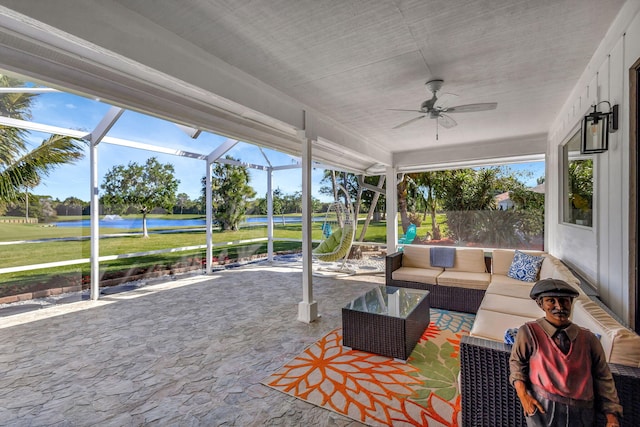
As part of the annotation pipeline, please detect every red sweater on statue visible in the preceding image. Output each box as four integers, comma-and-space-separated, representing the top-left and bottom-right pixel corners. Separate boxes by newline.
527, 321, 593, 402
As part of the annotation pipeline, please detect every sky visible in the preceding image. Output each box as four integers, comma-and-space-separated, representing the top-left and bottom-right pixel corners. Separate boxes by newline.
22, 88, 545, 204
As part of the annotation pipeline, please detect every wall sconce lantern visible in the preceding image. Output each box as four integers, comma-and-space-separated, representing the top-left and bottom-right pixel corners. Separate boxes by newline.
581, 101, 619, 154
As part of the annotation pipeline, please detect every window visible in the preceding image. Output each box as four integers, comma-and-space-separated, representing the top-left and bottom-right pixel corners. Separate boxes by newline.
396, 163, 545, 250
563, 129, 593, 226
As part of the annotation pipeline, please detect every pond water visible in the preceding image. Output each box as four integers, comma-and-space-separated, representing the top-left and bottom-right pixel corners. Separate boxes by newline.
54, 216, 308, 229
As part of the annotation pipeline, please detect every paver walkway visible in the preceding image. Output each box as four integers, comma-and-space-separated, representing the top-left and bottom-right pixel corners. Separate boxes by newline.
0, 263, 384, 426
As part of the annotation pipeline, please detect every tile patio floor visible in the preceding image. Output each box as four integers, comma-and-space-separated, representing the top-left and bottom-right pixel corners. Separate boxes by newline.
0, 263, 386, 426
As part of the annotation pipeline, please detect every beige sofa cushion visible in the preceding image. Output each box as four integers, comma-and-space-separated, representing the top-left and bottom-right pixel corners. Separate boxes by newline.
392, 266, 442, 285
491, 251, 584, 297
470, 308, 536, 342
436, 271, 491, 290
401, 246, 433, 269
538, 255, 581, 289
490, 274, 539, 288
464, 249, 640, 368
492, 249, 544, 275
447, 248, 487, 273
478, 293, 542, 318
572, 299, 640, 367
485, 280, 536, 299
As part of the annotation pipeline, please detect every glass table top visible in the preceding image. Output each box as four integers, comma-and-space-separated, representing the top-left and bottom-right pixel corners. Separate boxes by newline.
343, 285, 429, 319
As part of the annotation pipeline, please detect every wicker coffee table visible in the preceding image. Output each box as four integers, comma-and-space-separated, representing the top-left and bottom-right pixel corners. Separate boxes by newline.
342, 285, 430, 360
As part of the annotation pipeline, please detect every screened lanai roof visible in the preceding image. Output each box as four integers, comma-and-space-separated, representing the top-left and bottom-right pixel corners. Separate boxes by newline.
0, 83, 356, 190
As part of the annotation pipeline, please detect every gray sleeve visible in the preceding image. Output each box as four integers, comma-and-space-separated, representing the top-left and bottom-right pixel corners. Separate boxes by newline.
509, 323, 534, 386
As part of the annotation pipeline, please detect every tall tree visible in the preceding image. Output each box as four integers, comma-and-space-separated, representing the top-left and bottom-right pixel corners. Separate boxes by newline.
0, 75, 85, 204
204, 156, 256, 231
59, 196, 85, 216
320, 170, 387, 243
358, 175, 385, 217
416, 171, 445, 240
101, 157, 179, 237
397, 173, 423, 233
319, 170, 359, 205
175, 193, 190, 214
272, 188, 284, 215
283, 191, 303, 214
356, 174, 385, 242
437, 168, 498, 243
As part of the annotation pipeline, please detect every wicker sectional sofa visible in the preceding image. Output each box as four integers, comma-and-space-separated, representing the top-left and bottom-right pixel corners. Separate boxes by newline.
386, 246, 640, 426
386, 246, 490, 313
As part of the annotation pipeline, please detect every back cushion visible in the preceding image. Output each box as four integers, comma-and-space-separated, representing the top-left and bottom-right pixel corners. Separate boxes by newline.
538, 255, 581, 289
538, 255, 555, 279
572, 299, 640, 367
492, 249, 545, 275
448, 248, 486, 273
401, 245, 432, 269
492, 249, 516, 275
571, 299, 616, 361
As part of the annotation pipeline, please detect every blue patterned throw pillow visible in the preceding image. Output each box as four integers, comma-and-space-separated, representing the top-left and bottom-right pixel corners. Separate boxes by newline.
507, 250, 544, 282
504, 328, 518, 345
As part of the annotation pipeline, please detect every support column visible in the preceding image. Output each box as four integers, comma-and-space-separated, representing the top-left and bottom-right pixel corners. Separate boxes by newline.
205, 160, 213, 274
267, 167, 274, 262
89, 139, 100, 300
88, 106, 124, 301
298, 118, 319, 322
386, 166, 399, 253
203, 139, 238, 274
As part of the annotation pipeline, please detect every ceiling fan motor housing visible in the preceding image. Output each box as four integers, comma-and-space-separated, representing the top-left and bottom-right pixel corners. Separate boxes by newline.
425, 79, 444, 93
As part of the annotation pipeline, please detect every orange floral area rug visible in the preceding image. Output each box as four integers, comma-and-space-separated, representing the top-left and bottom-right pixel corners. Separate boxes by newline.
262, 309, 475, 427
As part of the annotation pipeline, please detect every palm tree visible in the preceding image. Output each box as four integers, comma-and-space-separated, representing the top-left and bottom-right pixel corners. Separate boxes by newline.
0, 75, 86, 205
416, 171, 444, 240
397, 172, 422, 233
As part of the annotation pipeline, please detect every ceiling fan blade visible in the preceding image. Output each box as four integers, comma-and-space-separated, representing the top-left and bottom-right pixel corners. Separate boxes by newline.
388, 108, 424, 113
438, 114, 457, 129
447, 102, 497, 113
392, 115, 426, 129
433, 93, 459, 109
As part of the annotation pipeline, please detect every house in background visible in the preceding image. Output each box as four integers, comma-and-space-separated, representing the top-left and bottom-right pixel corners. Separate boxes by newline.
0, 1, 638, 330
495, 192, 514, 211
495, 184, 545, 210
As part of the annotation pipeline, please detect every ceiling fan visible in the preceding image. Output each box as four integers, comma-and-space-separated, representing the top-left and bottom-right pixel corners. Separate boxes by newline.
390, 79, 497, 139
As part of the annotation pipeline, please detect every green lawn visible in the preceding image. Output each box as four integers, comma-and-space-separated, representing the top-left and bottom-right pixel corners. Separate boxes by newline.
0, 240, 304, 282
0, 215, 393, 289
0, 213, 447, 267
0, 213, 450, 294
0, 224, 389, 267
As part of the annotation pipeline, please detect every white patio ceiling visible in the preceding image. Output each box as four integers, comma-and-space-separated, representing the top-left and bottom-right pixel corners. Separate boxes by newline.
0, 0, 626, 174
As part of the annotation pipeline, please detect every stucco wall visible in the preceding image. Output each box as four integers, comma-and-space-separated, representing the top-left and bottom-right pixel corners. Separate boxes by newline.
548, 1, 640, 324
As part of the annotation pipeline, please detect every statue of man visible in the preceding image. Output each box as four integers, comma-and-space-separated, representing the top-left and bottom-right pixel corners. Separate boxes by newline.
509, 278, 622, 426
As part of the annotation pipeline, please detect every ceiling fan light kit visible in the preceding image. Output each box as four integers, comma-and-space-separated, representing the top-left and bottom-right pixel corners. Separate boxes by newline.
390, 79, 498, 140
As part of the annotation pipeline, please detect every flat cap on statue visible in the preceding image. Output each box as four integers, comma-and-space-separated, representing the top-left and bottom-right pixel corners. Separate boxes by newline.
529, 278, 580, 300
